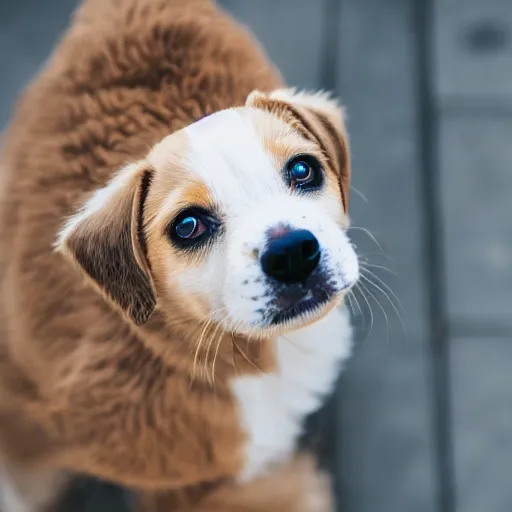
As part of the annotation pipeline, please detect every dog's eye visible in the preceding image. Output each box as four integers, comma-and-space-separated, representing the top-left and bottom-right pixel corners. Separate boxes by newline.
286, 155, 323, 192
290, 161, 311, 181
175, 216, 205, 239
168, 208, 219, 249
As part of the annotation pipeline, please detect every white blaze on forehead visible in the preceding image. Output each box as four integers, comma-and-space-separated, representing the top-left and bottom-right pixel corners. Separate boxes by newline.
183, 109, 285, 214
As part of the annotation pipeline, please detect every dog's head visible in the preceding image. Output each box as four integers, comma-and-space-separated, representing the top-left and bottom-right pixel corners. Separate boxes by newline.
56, 89, 359, 337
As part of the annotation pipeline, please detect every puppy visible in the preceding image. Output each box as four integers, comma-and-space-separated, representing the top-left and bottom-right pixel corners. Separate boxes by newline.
0, 0, 358, 510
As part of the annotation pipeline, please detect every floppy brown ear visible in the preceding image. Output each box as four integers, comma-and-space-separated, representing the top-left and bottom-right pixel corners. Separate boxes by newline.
55, 162, 156, 325
247, 88, 351, 212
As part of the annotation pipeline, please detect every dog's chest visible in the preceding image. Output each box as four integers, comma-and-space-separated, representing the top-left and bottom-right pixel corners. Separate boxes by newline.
231, 306, 352, 481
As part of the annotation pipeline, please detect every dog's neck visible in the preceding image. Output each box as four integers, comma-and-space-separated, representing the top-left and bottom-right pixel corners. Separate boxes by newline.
133, 308, 277, 387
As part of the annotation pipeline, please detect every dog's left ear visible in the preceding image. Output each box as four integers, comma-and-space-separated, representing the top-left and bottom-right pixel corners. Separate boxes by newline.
55, 162, 156, 325
247, 88, 351, 212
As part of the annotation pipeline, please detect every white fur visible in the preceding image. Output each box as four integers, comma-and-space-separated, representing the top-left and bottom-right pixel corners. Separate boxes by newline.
232, 304, 352, 481
180, 109, 358, 332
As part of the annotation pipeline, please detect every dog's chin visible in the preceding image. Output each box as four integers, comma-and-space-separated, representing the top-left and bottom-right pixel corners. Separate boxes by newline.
267, 292, 336, 328
261, 275, 354, 334
232, 291, 345, 339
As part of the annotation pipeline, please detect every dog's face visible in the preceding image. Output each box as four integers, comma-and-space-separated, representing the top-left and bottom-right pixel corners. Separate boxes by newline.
57, 89, 358, 337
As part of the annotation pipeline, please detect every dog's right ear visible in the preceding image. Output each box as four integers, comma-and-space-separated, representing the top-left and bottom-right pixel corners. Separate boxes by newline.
55, 162, 156, 325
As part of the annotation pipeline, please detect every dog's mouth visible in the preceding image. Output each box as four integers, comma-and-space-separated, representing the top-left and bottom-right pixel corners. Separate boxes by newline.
268, 290, 333, 326
263, 271, 347, 326
262, 265, 359, 327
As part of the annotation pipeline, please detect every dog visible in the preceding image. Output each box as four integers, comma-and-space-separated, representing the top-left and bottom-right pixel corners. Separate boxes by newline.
0, 0, 358, 510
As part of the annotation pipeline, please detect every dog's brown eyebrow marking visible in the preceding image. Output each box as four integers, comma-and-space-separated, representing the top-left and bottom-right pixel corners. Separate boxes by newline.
180, 182, 212, 208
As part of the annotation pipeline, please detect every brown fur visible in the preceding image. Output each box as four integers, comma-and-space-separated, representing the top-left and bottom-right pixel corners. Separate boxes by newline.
136, 453, 333, 512
0, 0, 341, 510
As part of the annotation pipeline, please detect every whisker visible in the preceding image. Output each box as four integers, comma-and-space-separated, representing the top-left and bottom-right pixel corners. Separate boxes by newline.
204, 321, 224, 385
358, 279, 390, 341
348, 289, 363, 317
359, 251, 395, 262
350, 186, 368, 203
231, 343, 239, 376
360, 273, 407, 336
192, 318, 215, 384
355, 282, 374, 340
349, 226, 385, 254
211, 325, 227, 387
281, 335, 309, 354
359, 261, 398, 277
360, 268, 404, 312
345, 292, 356, 317
232, 335, 261, 373
246, 325, 265, 364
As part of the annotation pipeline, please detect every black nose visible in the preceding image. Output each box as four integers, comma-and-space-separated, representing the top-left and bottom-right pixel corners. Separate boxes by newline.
260, 229, 321, 283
